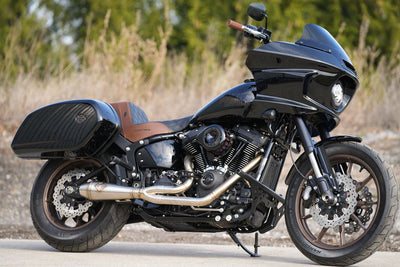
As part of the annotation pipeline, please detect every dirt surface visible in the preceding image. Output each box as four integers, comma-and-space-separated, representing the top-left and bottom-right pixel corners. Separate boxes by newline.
1, 129, 399, 251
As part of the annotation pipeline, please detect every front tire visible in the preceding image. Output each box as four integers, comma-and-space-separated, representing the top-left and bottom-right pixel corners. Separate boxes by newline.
285, 142, 398, 265
30, 159, 130, 252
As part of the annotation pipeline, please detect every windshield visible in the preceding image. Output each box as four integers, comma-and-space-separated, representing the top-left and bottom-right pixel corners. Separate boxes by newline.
296, 24, 352, 64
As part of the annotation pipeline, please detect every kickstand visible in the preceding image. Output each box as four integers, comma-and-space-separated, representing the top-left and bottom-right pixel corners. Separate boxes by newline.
228, 232, 260, 257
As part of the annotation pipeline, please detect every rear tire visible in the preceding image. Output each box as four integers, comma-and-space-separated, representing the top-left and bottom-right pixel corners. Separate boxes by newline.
30, 159, 130, 252
285, 142, 398, 265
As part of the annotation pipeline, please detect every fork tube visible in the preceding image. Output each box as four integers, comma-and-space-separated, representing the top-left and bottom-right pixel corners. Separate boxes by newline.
294, 116, 323, 178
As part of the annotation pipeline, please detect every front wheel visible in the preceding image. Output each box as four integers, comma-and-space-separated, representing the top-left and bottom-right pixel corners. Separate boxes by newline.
30, 159, 130, 252
285, 142, 398, 266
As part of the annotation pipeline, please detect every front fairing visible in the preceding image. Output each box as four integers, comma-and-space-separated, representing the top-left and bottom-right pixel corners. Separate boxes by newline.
296, 24, 355, 74
191, 24, 359, 134
245, 24, 359, 129
247, 24, 358, 81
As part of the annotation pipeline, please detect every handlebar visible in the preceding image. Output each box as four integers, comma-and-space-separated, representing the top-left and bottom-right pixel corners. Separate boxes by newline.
227, 19, 245, 32
227, 19, 269, 43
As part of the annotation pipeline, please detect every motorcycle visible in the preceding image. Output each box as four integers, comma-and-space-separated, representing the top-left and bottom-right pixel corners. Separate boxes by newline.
11, 3, 398, 266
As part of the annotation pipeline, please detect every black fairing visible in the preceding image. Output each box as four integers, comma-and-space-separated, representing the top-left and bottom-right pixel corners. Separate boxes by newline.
247, 24, 358, 119
192, 24, 358, 133
11, 100, 120, 159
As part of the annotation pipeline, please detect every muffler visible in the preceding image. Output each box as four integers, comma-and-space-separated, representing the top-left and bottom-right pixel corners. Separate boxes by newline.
79, 155, 262, 206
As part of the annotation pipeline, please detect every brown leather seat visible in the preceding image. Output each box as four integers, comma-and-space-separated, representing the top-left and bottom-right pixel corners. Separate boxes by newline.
111, 102, 192, 142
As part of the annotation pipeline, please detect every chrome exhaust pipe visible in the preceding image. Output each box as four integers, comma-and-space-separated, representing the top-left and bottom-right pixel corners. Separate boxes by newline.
79, 155, 261, 206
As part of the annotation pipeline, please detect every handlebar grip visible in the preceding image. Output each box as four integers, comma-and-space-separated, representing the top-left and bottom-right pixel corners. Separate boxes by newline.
227, 19, 244, 32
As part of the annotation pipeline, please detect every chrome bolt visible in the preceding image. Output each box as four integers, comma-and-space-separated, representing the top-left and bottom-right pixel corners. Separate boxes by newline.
65, 186, 74, 194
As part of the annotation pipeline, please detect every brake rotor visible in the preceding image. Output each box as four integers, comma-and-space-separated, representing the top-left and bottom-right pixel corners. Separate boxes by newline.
52, 169, 93, 218
310, 173, 357, 228
346, 186, 374, 234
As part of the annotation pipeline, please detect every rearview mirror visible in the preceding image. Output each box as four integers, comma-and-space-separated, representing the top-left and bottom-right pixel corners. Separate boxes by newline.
247, 3, 266, 21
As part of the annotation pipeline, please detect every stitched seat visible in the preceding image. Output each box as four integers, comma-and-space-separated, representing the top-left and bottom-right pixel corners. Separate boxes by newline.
111, 102, 192, 142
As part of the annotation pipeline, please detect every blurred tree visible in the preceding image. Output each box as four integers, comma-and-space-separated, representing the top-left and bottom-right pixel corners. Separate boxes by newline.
0, 0, 34, 58
268, 0, 400, 56
2, 0, 399, 69
0, 0, 64, 79
39, 0, 137, 46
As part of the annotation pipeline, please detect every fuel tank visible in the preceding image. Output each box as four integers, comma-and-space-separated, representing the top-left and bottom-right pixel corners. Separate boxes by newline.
191, 82, 256, 123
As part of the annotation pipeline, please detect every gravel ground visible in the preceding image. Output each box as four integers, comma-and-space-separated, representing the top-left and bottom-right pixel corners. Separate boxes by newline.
1, 129, 399, 251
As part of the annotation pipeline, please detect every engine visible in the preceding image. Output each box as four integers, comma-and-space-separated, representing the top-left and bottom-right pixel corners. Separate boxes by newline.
139, 123, 273, 231
182, 124, 269, 197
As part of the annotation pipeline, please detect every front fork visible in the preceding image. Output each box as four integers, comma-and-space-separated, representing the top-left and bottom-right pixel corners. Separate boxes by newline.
294, 116, 337, 205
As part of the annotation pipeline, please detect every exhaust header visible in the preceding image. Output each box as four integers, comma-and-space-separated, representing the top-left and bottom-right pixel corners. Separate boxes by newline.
79, 155, 262, 206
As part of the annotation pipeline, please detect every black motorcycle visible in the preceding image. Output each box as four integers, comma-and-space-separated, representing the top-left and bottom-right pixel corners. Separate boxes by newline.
11, 3, 398, 266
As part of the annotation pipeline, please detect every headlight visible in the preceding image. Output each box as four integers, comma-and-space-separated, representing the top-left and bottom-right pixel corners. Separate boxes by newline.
331, 83, 344, 108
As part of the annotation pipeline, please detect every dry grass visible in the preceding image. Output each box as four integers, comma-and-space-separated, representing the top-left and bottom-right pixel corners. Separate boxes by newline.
0, 23, 249, 130
341, 19, 400, 132
0, 20, 399, 133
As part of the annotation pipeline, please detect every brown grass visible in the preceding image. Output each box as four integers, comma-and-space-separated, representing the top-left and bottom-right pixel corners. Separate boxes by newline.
340, 18, 400, 132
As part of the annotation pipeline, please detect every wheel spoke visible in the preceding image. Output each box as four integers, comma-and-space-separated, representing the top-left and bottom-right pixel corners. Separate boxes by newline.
356, 175, 373, 191
75, 215, 84, 227
55, 210, 64, 220
351, 214, 367, 231
339, 225, 346, 247
317, 227, 329, 241
346, 161, 353, 177
88, 207, 98, 221
357, 200, 378, 207
339, 225, 346, 246
301, 214, 312, 220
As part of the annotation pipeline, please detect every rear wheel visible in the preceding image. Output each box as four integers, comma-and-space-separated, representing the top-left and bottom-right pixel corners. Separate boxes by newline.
285, 142, 398, 265
30, 159, 130, 252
